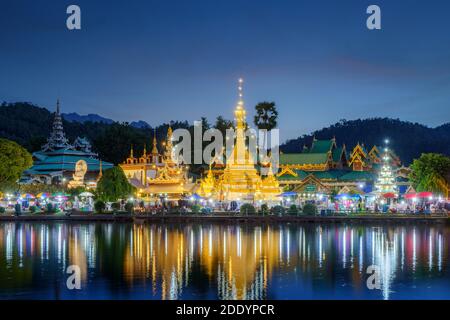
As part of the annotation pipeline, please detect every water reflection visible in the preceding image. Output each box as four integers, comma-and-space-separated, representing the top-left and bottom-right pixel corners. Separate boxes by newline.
0, 222, 448, 299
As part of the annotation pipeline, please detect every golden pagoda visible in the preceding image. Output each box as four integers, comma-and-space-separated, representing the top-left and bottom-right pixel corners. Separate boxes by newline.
199, 79, 281, 203
120, 127, 194, 201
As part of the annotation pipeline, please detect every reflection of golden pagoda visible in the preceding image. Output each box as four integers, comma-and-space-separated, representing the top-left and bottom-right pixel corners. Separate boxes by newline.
199, 79, 281, 203
122, 224, 284, 299
120, 127, 194, 200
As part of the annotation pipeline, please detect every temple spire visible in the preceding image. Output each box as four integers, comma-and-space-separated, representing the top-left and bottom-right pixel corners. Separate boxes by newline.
56, 99, 60, 115
42, 99, 72, 151
152, 129, 159, 154
234, 78, 246, 130
238, 78, 244, 104
164, 126, 174, 163
231, 78, 252, 165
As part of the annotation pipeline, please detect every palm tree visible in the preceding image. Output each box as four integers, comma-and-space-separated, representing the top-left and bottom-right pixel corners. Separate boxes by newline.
253, 101, 278, 152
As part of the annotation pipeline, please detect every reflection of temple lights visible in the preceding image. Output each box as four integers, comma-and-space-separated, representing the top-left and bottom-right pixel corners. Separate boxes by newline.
318, 231, 323, 268
412, 229, 417, 272
438, 234, 442, 272
429, 233, 433, 271
0, 223, 446, 299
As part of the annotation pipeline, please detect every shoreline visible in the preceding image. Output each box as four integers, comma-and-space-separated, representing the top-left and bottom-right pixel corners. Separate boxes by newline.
0, 213, 448, 224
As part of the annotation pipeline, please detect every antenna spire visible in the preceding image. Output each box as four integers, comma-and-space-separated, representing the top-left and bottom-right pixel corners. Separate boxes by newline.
56, 99, 60, 115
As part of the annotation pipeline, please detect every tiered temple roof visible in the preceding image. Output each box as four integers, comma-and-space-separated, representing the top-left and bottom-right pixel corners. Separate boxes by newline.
21, 100, 113, 185
120, 126, 194, 200
278, 137, 403, 193
279, 137, 348, 171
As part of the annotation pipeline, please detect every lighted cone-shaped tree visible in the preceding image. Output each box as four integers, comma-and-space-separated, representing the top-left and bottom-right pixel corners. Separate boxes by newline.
375, 146, 397, 197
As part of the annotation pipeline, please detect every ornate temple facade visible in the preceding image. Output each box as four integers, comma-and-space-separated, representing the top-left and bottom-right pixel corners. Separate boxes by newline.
20, 100, 113, 186
277, 137, 409, 195
119, 127, 194, 201
198, 79, 281, 203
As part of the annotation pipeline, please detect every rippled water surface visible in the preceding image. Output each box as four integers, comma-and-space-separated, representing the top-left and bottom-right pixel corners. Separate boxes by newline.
0, 222, 448, 299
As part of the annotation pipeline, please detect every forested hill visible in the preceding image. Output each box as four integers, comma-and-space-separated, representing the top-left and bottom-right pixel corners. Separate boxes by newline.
0, 102, 189, 165
280, 118, 450, 165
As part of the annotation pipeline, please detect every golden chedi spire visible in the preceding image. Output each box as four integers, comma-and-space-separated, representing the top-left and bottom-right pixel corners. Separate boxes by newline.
139, 143, 148, 164
128, 145, 135, 160
230, 78, 253, 166
164, 126, 174, 164
125, 145, 137, 164
235, 78, 246, 130
204, 78, 281, 202
152, 129, 159, 155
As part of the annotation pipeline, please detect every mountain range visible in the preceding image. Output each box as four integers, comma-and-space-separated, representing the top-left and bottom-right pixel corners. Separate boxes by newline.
62, 112, 150, 129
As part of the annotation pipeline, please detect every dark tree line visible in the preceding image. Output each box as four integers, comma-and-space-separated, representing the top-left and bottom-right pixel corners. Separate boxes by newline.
0, 102, 190, 165
1, 102, 449, 166
281, 118, 450, 165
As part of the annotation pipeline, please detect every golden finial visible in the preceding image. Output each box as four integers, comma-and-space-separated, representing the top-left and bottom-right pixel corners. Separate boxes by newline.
164, 125, 174, 163
130, 145, 134, 158
143, 143, 147, 156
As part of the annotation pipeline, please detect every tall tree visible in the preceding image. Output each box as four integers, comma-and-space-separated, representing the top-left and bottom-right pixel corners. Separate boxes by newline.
214, 116, 233, 136
96, 167, 136, 202
253, 102, 278, 150
214, 116, 233, 147
409, 153, 450, 193
92, 123, 148, 165
0, 138, 32, 191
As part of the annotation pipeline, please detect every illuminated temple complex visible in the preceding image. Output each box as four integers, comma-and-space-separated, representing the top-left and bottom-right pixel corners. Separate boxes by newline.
198, 79, 281, 202
120, 127, 194, 200
277, 137, 409, 195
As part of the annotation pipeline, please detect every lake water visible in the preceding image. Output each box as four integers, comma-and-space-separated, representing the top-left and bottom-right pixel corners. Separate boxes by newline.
0, 221, 448, 300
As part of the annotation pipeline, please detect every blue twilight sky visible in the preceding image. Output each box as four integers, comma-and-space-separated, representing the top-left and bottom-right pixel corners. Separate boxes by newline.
1, 0, 450, 141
